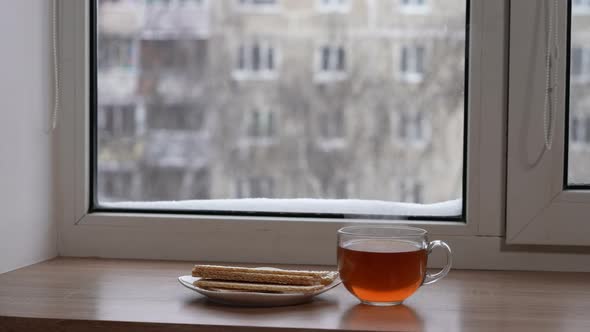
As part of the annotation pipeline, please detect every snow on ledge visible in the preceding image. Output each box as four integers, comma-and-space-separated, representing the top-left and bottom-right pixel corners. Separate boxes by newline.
102, 198, 462, 218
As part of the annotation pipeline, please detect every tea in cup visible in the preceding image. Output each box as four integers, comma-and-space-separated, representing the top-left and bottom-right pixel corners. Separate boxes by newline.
337, 226, 452, 306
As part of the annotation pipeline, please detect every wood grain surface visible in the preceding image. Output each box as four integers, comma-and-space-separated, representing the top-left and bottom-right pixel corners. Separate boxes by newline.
1, 258, 589, 332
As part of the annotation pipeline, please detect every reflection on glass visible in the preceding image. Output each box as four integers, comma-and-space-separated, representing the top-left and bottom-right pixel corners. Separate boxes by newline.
96, 0, 466, 210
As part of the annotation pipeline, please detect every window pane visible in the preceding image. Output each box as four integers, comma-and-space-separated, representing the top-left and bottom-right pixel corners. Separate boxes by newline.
95, 0, 467, 217
321, 46, 331, 71
569, 7, 590, 185
337, 47, 346, 71
252, 43, 261, 71
267, 47, 275, 70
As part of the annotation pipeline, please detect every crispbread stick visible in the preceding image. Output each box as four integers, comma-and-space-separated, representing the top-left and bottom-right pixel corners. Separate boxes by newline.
192, 264, 333, 278
193, 271, 325, 286
192, 265, 338, 286
194, 279, 326, 294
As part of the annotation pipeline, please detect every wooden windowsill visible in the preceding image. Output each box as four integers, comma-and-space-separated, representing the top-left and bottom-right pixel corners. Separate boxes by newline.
0, 258, 589, 332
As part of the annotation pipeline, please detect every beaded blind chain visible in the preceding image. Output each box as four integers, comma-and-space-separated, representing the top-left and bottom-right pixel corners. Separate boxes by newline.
50, 0, 59, 132
543, 0, 559, 151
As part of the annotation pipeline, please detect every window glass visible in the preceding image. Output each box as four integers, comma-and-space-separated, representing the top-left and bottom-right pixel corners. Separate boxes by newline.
400, 45, 426, 82
317, 44, 347, 75
568, 6, 590, 185
95, 0, 467, 217
234, 41, 277, 79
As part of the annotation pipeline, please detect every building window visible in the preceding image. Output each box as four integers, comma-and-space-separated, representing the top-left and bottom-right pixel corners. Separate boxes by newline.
142, 167, 210, 200
319, 177, 350, 198
247, 110, 275, 138
98, 37, 135, 70
178, 0, 206, 6
100, 170, 133, 201
399, 0, 429, 14
143, 168, 186, 200
237, 0, 279, 12
571, 46, 590, 81
98, 104, 137, 138
234, 41, 277, 80
315, 44, 347, 81
317, 0, 350, 13
570, 113, 590, 145
333, 178, 350, 199
148, 103, 205, 131
146, 0, 172, 6
398, 178, 423, 203
141, 40, 191, 70
399, 44, 426, 83
236, 177, 275, 198
396, 110, 430, 146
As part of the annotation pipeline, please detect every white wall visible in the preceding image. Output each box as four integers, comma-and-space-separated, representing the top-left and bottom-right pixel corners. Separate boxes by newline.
0, 1, 56, 274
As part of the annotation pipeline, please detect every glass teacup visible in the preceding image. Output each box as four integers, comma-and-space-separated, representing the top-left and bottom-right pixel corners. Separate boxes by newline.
337, 225, 452, 306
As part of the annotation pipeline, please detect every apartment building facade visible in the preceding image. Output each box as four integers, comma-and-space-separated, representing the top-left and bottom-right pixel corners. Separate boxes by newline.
96, 0, 466, 204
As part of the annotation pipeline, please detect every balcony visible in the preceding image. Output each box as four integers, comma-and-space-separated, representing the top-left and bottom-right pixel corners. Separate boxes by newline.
98, 68, 138, 103
142, 2, 210, 40
98, 1, 210, 39
98, 1, 145, 36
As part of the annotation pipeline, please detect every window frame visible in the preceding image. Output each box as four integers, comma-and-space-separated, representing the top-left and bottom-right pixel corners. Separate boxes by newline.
55, 0, 519, 267
393, 109, 432, 148
506, 0, 590, 246
314, 42, 348, 82
397, 43, 427, 84
241, 108, 277, 146
233, 39, 279, 81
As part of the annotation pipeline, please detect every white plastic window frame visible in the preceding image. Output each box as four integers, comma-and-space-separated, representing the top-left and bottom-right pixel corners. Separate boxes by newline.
393, 110, 432, 148
506, 0, 590, 246
233, 40, 279, 81
55, 0, 533, 269
247, 109, 274, 137
241, 108, 277, 146
314, 42, 348, 82
97, 36, 137, 71
398, 43, 426, 84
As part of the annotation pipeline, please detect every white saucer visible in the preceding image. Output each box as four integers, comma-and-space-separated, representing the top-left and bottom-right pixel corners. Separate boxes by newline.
178, 274, 341, 307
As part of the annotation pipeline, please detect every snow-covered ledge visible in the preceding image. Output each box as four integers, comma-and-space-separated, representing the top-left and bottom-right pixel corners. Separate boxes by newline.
102, 198, 462, 217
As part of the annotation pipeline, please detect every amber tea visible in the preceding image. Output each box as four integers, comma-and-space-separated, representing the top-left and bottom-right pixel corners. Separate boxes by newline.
338, 239, 427, 303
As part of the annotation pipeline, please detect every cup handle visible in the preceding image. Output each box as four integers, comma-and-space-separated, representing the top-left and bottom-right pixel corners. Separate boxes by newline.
423, 240, 452, 285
